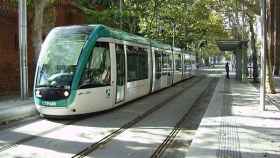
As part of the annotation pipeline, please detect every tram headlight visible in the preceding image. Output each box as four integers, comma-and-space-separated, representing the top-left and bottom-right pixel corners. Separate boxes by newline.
35, 90, 42, 98
64, 91, 70, 97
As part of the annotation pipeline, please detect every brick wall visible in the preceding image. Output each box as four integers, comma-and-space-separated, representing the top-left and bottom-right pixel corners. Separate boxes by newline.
55, 0, 85, 26
0, 0, 86, 96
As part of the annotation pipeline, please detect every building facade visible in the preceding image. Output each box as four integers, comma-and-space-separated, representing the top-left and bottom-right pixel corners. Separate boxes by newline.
0, 0, 85, 96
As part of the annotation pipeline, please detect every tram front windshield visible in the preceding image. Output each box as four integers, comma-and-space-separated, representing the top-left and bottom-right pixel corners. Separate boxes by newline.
35, 26, 93, 89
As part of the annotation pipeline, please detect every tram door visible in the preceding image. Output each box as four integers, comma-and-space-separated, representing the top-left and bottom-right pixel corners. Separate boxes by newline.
77, 42, 115, 112
115, 44, 126, 103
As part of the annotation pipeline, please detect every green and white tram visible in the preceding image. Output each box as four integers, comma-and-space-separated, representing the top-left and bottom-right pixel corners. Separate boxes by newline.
34, 25, 195, 117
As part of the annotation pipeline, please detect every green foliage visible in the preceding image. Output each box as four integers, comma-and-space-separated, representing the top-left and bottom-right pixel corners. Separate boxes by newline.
20, 0, 263, 61
24, 0, 243, 60
76, 0, 115, 10
125, 0, 228, 53
17, 0, 262, 67
224, 51, 232, 61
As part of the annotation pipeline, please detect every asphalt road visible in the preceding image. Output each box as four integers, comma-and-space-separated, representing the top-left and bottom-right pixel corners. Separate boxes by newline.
0, 68, 221, 158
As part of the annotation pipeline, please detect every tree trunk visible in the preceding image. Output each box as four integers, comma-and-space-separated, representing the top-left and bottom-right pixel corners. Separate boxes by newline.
274, 0, 280, 76
32, 0, 49, 64
248, 16, 258, 82
269, 0, 275, 68
266, 53, 276, 94
266, 0, 276, 94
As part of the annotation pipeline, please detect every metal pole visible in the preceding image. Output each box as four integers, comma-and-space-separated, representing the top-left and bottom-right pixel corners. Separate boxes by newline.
172, 22, 176, 48
235, 0, 239, 39
19, 0, 29, 100
242, 0, 245, 40
260, 0, 266, 111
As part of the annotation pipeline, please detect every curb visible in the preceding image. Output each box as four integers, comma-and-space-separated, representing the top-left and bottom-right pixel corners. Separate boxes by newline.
0, 103, 39, 125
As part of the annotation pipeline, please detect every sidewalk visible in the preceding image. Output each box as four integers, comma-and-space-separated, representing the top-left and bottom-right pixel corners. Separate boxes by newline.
186, 76, 280, 158
272, 76, 280, 95
0, 96, 37, 125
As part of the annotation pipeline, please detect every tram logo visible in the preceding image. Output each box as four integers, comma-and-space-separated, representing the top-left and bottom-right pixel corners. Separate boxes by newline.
42, 101, 56, 106
105, 88, 111, 97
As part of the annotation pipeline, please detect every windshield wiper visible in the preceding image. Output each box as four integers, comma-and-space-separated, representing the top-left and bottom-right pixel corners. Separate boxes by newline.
36, 85, 65, 88
36, 85, 50, 88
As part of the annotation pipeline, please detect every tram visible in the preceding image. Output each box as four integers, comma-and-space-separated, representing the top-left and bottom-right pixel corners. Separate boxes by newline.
34, 25, 196, 117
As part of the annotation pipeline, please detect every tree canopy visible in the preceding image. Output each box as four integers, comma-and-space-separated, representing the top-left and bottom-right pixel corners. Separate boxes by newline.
24, 0, 262, 65
75, 0, 230, 60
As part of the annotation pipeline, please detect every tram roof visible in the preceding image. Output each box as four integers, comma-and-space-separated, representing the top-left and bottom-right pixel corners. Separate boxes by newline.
89, 24, 172, 50
54, 24, 177, 51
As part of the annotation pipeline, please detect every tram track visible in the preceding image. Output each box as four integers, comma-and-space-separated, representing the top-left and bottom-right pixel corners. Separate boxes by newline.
150, 78, 219, 158
266, 95, 280, 104
266, 95, 280, 110
0, 76, 203, 155
72, 77, 206, 158
250, 82, 280, 110
0, 118, 84, 152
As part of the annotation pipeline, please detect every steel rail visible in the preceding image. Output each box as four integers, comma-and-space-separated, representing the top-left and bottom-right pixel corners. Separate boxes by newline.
150, 78, 219, 158
0, 76, 201, 154
72, 77, 205, 158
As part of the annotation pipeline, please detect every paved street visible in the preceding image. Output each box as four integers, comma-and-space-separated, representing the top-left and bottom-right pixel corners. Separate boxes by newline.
0, 68, 218, 158
0, 66, 279, 158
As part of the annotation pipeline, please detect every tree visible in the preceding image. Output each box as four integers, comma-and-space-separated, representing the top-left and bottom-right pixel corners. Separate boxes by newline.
73, 0, 140, 33
242, 0, 275, 93
266, 0, 276, 93
273, 0, 280, 76
31, 0, 53, 62
241, 0, 260, 82
247, 14, 258, 82
132, 0, 228, 59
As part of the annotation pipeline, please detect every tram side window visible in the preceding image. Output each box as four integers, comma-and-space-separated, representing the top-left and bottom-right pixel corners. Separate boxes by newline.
184, 57, 192, 72
162, 53, 168, 75
155, 50, 162, 79
162, 52, 172, 75
139, 48, 148, 79
79, 42, 111, 88
175, 53, 182, 72
184, 59, 188, 72
169, 53, 173, 70
127, 46, 138, 82
116, 44, 125, 86
127, 46, 148, 82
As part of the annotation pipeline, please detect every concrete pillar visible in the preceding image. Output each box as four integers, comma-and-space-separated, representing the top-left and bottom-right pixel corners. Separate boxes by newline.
242, 43, 248, 80
235, 49, 242, 80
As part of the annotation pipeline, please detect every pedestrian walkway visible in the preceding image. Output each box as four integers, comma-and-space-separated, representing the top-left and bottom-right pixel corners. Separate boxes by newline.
186, 76, 280, 158
0, 96, 37, 125
273, 76, 280, 93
